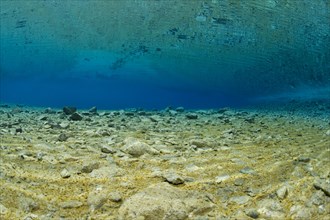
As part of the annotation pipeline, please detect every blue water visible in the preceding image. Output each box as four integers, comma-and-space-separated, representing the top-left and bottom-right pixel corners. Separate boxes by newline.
1, 1, 329, 110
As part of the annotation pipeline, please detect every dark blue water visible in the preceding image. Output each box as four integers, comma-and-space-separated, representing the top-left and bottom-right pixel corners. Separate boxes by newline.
1, 1, 329, 110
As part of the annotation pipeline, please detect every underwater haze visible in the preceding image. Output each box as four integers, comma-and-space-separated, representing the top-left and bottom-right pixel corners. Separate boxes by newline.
1, 0, 329, 109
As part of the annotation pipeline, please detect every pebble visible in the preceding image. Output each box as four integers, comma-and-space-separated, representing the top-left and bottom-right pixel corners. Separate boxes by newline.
60, 168, 71, 178
163, 171, 185, 185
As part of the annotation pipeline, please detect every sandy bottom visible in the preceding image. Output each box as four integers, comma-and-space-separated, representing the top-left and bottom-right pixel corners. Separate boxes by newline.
0, 105, 329, 219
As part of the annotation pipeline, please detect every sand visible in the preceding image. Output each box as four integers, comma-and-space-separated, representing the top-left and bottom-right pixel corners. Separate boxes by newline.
0, 104, 329, 219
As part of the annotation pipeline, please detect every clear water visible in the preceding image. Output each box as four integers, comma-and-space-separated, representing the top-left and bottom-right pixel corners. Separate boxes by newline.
1, 0, 329, 109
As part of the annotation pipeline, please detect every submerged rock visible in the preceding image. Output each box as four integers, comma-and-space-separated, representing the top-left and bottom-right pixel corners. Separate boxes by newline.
69, 112, 83, 121
186, 113, 198, 119
118, 182, 214, 220
121, 137, 159, 157
63, 106, 77, 115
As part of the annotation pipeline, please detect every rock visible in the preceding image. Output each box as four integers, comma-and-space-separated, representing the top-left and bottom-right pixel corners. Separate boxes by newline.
276, 185, 288, 199
191, 140, 210, 149
240, 167, 255, 174
121, 137, 159, 157
101, 146, 116, 154
308, 190, 326, 206
89, 165, 119, 178
229, 196, 250, 205
290, 205, 312, 219
88, 106, 97, 114
118, 182, 214, 220
69, 112, 83, 121
63, 106, 77, 115
87, 187, 109, 211
176, 107, 185, 112
59, 122, 70, 129
58, 133, 69, 142
314, 178, 330, 196
37, 115, 48, 121
20, 197, 39, 212
215, 174, 230, 183
257, 199, 285, 219
60, 168, 71, 178
325, 130, 330, 136
109, 191, 122, 202
163, 171, 185, 185
169, 110, 178, 116
245, 209, 259, 219
81, 162, 100, 173
186, 113, 198, 119
234, 178, 245, 186
44, 107, 55, 114
297, 156, 310, 163
0, 203, 8, 215
60, 200, 83, 209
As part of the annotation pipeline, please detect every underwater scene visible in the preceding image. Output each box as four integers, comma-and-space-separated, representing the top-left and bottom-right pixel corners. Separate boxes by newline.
0, 0, 329, 219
